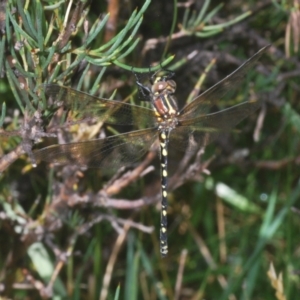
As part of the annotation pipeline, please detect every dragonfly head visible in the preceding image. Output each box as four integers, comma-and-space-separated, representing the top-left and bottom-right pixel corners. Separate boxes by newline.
151, 76, 176, 96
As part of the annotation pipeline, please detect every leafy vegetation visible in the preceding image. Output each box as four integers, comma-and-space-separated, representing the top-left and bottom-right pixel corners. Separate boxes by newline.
0, 0, 299, 299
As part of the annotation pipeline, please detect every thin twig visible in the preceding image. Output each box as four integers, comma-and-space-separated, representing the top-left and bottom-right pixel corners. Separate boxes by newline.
99, 223, 130, 300
174, 249, 188, 300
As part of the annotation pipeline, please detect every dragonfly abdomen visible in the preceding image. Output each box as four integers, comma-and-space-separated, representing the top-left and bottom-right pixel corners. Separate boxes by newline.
159, 129, 170, 257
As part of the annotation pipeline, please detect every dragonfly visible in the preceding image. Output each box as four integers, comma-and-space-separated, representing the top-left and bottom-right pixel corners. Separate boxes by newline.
33, 45, 269, 257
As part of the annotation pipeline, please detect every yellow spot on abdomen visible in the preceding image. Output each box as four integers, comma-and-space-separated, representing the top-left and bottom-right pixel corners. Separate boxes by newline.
161, 133, 166, 139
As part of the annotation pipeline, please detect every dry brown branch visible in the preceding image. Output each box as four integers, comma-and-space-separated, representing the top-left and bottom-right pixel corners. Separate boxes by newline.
174, 249, 188, 300
100, 223, 129, 300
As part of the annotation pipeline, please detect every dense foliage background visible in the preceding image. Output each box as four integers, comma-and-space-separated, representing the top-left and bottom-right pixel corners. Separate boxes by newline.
0, 0, 300, 299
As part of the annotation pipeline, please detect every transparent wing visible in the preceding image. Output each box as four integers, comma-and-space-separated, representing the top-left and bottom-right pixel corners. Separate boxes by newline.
171, 99, 262, 151
44, 84, 157, 127
33, 128, 158, 169
180, 45, 269, 119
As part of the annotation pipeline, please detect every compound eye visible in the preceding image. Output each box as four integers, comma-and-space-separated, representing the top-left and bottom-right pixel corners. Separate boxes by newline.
157, 81, 167, 92
152, 81, 167, 94
167, 80, 176, 90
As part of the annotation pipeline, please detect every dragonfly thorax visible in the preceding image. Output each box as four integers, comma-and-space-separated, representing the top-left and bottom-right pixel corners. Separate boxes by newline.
151, 77, 179, 120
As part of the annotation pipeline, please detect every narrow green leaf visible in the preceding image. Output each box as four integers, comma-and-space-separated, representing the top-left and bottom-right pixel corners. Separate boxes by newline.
89, 67, 107, 95
203, 11, 251, 30
116, 38, 140, 60
36, 0, 45, 51
41, 45, 57, 70
84, 14, 110, 46
16, 1, 36, 39
114, 55, 174, 72
114, 285, 121, 300
76, 62, 91, 91
125, 233, 139, 300
195, 0, 211, 24
0, 102, 6, 127
0, 35, 6, 78
5, 61, 25, 113
215, 182, 261, 213
195, 29, 222, 37
202, 3, 223, 24
8, 10, 37, 46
